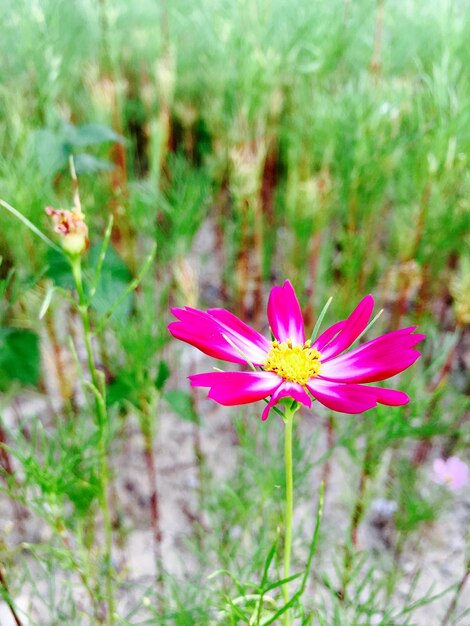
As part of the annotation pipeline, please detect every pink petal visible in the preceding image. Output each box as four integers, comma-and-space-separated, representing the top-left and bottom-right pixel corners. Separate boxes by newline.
189, 371, 281, 406
452, 470, 469, 489
319, 295, 374, 360
432, 458, 447, 480
169, 306, 270, 366
432, 457, 469, 490
267, 281, 305, 344
261, 382, 312, 421
208, 307, 272, 359
312, 321, 346, 352
446, 456, 464, 473
306, 379, 409, 414
319, 327, 425, 383
447, 457, 469, 488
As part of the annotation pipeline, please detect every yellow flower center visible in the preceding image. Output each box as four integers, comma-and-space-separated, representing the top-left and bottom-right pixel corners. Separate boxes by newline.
263, 339, 322, 385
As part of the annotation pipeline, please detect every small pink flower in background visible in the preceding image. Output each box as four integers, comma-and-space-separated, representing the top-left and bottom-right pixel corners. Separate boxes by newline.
432, 457, 469, 490
169, 281, 424, 420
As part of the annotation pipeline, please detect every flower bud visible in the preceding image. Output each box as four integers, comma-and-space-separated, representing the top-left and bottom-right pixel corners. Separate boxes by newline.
45, 206, 89, 255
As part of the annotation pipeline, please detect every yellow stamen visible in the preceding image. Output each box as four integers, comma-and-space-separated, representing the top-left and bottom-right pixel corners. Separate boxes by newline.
263, 339, 322, 385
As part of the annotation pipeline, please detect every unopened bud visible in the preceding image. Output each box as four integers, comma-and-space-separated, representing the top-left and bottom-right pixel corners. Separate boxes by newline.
45, 206, 89, 255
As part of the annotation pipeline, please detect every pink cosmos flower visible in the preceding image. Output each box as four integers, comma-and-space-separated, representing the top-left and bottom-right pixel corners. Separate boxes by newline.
169, 281, 424, 420
432, 457, 469, 490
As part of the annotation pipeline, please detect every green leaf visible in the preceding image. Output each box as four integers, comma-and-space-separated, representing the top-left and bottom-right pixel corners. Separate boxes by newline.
154, 360, 170, 391
73, 123, 125, 147
88, 244, 133, 323
74, 153, 113, 174
261, 533, 279, 587
106, 374, 135, 407
66, 476, 100, 515
45, 249, 74, 289
0, 266, 15, 302
39, 285, 56, 319
32, 129, 68, 178
31, 122, 124, 179
163, 390, 199, 423
0, 328, 40, 390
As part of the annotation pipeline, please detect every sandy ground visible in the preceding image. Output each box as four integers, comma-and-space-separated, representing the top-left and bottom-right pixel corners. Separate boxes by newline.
2, 380, 469, 625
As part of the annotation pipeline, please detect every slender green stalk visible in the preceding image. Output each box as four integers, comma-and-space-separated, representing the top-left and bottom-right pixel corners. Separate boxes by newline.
70, 256, 115, 626
309, 296, 333, 342
282, 402, 297, 626
0, 198, 62, 253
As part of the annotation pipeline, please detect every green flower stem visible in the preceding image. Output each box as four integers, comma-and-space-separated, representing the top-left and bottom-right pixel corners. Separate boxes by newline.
282, 402, 298, 626
71, 256, 115, 626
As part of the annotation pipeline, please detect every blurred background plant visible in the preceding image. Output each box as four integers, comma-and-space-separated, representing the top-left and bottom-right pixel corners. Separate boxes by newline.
0, 0, 469, 624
